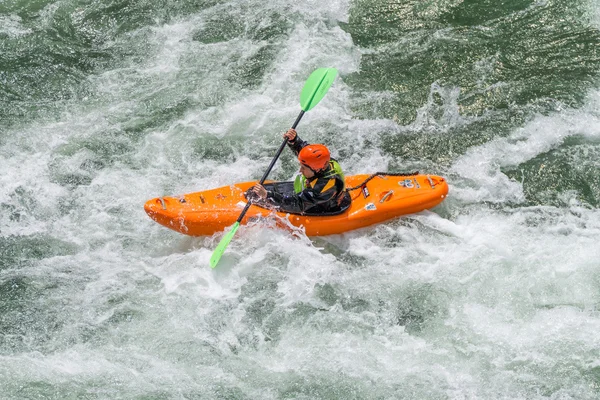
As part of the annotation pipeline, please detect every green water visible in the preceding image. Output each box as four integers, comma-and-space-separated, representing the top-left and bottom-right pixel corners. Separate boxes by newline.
2, 0, 600, 398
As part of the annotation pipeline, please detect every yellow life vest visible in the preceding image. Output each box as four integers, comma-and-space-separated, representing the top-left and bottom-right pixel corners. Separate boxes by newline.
293, 160, 345, 194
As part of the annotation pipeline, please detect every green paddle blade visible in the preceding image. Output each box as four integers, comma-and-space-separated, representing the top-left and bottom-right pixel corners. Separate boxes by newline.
300, 68, 338, 112
210, 67, 337, 269
210, 222, 240, 268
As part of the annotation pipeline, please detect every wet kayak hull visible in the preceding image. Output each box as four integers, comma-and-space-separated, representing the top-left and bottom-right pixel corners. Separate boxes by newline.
144, 174, 448, 236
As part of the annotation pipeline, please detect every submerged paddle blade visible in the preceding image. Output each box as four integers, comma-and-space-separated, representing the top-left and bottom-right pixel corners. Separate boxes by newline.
210, 222, 240, 268
300, 68, 338, 112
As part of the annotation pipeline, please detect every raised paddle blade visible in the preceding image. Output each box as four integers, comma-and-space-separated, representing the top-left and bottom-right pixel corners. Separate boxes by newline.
300, 68, 338, 112
210, 222, 240, 268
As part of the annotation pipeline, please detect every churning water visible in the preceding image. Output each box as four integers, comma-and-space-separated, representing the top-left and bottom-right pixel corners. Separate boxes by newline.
2, 0, 600, 398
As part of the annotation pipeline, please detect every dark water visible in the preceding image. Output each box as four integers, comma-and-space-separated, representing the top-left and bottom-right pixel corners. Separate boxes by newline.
2, 0, 600, 398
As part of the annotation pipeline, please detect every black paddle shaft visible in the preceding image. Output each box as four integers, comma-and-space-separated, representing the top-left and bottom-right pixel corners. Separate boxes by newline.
236, 110, 305, 223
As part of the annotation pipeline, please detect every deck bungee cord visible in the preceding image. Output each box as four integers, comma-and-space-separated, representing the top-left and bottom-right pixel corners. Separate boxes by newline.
345, 171, 420, 192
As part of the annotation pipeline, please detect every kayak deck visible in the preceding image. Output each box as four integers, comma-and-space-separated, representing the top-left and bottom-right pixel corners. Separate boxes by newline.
144, 173, 448, 236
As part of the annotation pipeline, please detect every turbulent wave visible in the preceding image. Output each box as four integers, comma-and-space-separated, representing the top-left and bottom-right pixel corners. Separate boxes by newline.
2, 0, 600, 398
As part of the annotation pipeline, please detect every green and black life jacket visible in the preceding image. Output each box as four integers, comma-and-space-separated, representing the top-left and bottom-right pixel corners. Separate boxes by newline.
294, 159, 345, 194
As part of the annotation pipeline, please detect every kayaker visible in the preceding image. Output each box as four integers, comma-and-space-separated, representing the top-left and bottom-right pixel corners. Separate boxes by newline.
250, 128, 350, 215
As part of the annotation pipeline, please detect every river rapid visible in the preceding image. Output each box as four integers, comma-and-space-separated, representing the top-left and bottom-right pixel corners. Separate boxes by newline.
1, 0, 600, 398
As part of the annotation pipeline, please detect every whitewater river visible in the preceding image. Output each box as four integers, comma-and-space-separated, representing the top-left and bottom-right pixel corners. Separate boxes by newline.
2, 0, 600, 398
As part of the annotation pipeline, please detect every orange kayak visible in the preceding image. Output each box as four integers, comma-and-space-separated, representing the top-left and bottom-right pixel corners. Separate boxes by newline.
144, 173, 448, 236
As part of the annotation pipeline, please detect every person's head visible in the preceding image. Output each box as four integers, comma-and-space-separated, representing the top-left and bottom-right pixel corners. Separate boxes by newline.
298, 144, 330, 178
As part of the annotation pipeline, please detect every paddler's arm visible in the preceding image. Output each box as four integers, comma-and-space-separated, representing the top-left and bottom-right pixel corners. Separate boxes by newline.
283, 128, 308, 156
251, 177, 340, 214
249, 184, 279, 210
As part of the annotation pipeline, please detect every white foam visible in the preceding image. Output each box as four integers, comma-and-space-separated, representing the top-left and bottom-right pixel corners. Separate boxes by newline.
451, 100, 600, 204
4, 0, 600, 398
0, 15, 32, 37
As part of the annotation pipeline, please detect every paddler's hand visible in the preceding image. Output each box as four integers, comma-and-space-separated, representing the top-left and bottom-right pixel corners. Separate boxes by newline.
251, 184, 267, 200
283, 128, 297, 142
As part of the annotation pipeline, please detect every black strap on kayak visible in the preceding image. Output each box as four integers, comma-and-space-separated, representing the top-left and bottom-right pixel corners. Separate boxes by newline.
345, 171, 419, 192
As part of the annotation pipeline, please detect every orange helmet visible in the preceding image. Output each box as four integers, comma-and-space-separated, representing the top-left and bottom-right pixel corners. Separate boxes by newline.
298, 144, 330, 172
